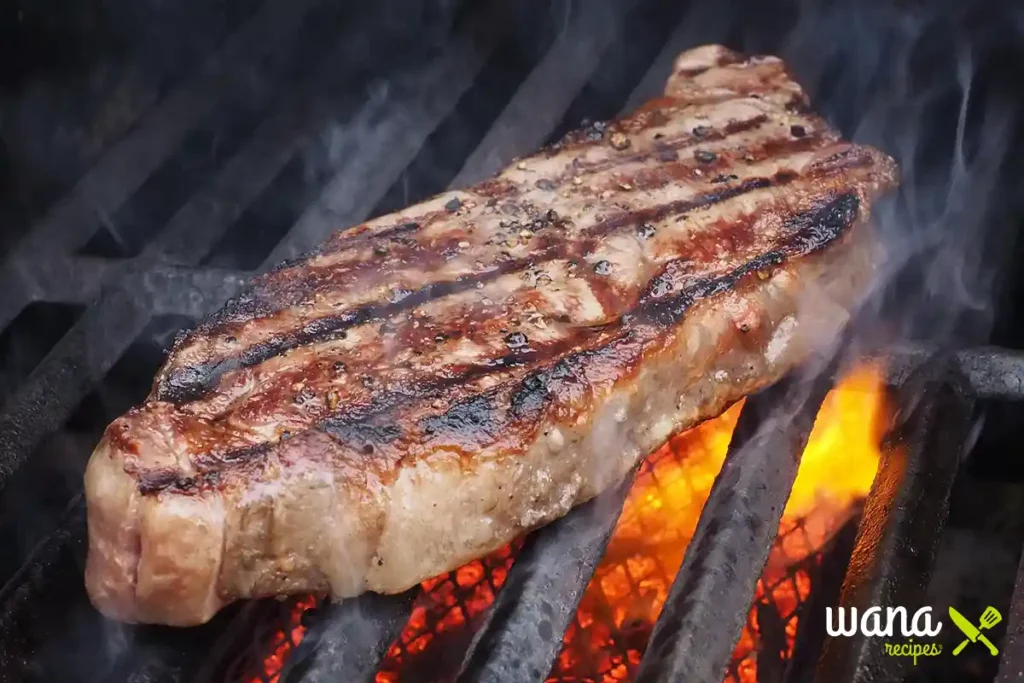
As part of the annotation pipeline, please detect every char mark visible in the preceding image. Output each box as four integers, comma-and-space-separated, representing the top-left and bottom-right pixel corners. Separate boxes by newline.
420, 394, 506, 447
158, 169, 826, 405
674, 51, 746, 79
138, 443, 271, 495
509, 357, 580, 420
638, 192, 859, 326
320, 412, 403, 454
568, 114, 769, 177
137, 469, 191, 495
587, 171, 795, 239
156, 268, 521, 403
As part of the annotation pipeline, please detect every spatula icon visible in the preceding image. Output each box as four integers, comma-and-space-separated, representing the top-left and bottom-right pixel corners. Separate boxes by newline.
950, 606, 1002, 656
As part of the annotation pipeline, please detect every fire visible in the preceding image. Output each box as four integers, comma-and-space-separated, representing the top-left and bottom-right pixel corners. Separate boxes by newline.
248, 365, 889, 683
248, 595, 318, 683
784, 364, 888, 522
549, 363, 888, 682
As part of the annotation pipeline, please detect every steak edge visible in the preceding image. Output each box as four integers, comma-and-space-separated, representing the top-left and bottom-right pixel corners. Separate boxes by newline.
85, 45, 898, 626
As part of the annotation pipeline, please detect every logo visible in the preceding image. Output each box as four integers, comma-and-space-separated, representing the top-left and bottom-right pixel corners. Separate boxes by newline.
825, 604, 1004, 665
948, 606, 1002, 656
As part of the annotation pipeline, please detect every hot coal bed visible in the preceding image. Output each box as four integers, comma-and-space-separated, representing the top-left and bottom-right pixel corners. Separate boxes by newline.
3, 1, 1024, 682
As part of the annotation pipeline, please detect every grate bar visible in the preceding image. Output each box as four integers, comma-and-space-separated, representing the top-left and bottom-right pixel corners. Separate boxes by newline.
449, 0, 640, 188
783, 516, 861, 683
0, 0, 322, 266
454, 471, 636, 683
0, 284, 152, 484
263, 1, 509, 267
147, 8, 382, 265
634, 364, 838, 683
813, 361, 973, 683
280, 590, 419, 683
883, 344, 1024, 401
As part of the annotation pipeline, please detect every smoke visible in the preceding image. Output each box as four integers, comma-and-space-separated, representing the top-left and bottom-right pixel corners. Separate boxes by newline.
772, 0, 1023, 352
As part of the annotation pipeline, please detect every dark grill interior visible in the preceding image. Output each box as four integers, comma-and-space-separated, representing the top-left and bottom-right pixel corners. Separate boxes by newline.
3, 1, 1024, 682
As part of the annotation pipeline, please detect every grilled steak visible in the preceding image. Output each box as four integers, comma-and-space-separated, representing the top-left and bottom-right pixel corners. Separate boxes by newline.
85, 45, 898, 626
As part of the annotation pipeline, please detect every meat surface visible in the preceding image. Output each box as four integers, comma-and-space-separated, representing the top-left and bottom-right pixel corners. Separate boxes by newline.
85, 45, 898, 626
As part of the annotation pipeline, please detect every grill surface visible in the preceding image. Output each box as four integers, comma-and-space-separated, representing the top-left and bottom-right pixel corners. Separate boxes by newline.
2, 1, 1024, 682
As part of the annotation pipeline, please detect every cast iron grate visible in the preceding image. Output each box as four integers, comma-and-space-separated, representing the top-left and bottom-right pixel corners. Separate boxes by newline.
1, 1, 1023, 682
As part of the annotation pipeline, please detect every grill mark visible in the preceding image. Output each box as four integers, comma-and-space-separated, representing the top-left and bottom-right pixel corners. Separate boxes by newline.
254, 122, 801, 315
157, 162, 841, 405
319, 214, 443, 258
199, 225, 428, 334
259, 115, 778, 299
674, 51, 747, 79
320, 413, 403, 454
511, 193, 861, 417
184, 188, 783, 428
158, 262, 527, 402
143, 324, 618, 494
638, 193, 859, 326
561, 114, 770, 179
586, 172, 793, 239
137, 469, 187, 495
138, 193, 861, 494
193, 127, 826, 350
420, 394, 503, 447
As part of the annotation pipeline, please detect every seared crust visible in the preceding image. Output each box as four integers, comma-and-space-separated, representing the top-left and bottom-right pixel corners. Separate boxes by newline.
84, 45, 898, 625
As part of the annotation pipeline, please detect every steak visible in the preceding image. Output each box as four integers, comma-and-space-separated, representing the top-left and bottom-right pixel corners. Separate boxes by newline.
85, 45, 898, 626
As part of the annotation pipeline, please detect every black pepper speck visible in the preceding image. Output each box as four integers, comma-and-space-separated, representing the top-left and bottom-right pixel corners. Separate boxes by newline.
593, 260, 612, 275
373, 244, 388, 257
790, 124, 806, 138
637, 223, 656, 239
445, 197, 462, 212
505, 331, 529, 349
695, 150, 717, 163
535, 178, 556, 191
692, 125, 712, 137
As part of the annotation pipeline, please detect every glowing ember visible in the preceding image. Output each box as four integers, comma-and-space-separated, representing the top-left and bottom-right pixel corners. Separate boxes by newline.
249, 365, 889, 683
376, 544, 519, 682
549, 364, 888, 682
247, 595, 318, 683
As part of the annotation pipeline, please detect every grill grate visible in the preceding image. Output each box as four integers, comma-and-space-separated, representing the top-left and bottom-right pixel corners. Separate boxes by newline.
1, 1, 1024, 682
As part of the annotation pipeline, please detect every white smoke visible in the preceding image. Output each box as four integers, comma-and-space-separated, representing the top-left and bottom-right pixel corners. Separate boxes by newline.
778, 0, 1020, 352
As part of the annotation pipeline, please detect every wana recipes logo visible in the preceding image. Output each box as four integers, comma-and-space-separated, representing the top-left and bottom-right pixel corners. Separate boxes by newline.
826, 604, 1003, 665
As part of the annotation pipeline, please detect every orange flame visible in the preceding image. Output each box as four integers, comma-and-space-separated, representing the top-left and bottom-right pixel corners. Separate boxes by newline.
550, 363, 888, 682
250, 365, 889, 683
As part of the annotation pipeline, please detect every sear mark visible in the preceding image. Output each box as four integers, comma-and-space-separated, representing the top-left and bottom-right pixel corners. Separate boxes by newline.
320, 413, 403, 453
421, 395, 504, 445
